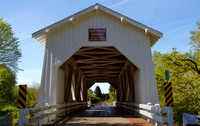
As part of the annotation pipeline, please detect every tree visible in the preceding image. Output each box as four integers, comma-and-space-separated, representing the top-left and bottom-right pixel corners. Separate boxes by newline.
88, 89, 100, 104
153, 49, 200, 124
94, 86, 102, 98
88, 89, 93, 94
153, 21, 200, 124
108, 91, 115, 102
190, 21, 200, 49
109, 85, 114, 92
0, 65, 16, 106
102, 93, 109, 101
108, 85, 115, 102
0, 18, 21, 72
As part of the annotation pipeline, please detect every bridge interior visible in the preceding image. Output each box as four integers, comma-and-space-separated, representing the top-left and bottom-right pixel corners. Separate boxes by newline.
57, 46, 138, 104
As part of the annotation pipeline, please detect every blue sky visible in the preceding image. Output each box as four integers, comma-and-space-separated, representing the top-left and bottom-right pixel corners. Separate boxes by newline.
1, 0, 199, 93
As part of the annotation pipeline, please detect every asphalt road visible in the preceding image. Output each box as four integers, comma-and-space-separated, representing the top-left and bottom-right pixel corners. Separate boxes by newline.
78, 102, 131, 117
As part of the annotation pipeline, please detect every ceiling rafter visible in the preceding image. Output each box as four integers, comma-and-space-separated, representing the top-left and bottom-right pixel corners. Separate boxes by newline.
71, 46, 127, 80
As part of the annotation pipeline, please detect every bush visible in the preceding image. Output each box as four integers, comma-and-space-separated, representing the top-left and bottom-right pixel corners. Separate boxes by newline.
26, 83, 40, 108
0, 106, 19, 119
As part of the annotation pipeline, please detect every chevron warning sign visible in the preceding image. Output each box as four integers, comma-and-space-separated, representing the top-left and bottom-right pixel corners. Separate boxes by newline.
18, 85, 27, 109
164, 82, 173, 107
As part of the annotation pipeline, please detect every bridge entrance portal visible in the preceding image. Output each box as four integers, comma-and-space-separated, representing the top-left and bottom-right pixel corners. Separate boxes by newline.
57, 46, 137, 104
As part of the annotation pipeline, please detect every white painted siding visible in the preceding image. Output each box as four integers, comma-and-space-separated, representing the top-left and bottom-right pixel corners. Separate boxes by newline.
38, 9, 159, 106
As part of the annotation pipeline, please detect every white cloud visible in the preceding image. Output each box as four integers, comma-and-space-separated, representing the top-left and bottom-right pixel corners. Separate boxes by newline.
109, 0, 130, 8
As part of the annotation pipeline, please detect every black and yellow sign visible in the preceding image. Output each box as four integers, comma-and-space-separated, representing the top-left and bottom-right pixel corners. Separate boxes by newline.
18, 85, 27, 109
164, 82, 173, 107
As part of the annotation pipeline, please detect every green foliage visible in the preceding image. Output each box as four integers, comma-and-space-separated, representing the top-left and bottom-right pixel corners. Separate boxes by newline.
102, 93, 109, 101
108, 91, 115, 102
190, 21, 200, 49
0, 19, 21, 124
153, 48, 200, 124
88, 92, 100, 101
0, 82, 40, 122
109, 85, 114, 92
0, 71, 19, 119
0, 65, 16, 106
12, 85, 19, 107
0, 106, 19, 119
106, 85, 116, 102
88, 89, 100, 103
94, 86, 102, 98
0, 18, 21, 72
26, 83, 40, 108
88, 89, 93, 94
107, 85, 116, 102
0, 64, 19, 123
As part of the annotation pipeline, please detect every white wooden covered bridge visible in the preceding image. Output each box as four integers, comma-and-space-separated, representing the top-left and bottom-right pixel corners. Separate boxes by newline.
19, 3, 173, 126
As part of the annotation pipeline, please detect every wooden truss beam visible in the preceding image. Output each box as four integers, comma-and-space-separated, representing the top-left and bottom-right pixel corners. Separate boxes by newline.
71, 46, 127, 80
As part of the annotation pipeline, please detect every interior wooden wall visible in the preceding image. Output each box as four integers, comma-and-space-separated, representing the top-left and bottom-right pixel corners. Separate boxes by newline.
60, 61, 87, 103
117, 62, 137, 103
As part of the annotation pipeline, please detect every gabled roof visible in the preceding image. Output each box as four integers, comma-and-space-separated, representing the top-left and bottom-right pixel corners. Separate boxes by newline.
32, 3, 163, 46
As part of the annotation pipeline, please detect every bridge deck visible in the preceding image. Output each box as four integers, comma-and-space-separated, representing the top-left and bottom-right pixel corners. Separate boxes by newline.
43, 102, 153, 126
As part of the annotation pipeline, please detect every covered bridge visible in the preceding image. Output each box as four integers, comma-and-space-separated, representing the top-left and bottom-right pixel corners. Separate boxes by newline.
23, 3, 170, 126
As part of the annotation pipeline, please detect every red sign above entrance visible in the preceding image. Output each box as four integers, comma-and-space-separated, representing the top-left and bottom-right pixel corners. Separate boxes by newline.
89, 28, 106, 41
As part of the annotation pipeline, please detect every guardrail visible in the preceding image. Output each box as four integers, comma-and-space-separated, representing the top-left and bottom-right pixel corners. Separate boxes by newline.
117, 102, 173, 126
19, 102, 87, 126
0, 114, 13, 126
183, 113, 200, 126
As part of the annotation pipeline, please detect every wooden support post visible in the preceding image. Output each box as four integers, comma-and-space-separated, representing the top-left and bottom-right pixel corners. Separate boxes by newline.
168, 107, 174, 126
33, 104, 40, 126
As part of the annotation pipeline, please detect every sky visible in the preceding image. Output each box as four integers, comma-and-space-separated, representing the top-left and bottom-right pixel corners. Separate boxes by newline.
0, 0, 199, 93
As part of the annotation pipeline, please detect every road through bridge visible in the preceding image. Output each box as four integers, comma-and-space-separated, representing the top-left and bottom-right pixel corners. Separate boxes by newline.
19, 101, 173, 126
19, 3, 173, 126
42, 102, 153, 126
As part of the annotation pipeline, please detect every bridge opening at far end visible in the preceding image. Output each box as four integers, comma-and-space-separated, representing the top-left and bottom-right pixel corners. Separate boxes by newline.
88, 82, 116, 107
